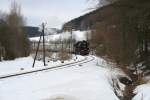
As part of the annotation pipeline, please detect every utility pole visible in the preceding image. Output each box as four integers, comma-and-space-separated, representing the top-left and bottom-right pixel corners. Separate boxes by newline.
42, 23, 46, 66
32, 23, 46, 68
70, 27, 73, 54
63, 26, 73, 58
32, 29, 42, 68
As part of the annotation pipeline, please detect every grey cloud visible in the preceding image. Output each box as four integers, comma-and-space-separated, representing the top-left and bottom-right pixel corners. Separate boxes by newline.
0, 0, 90, 28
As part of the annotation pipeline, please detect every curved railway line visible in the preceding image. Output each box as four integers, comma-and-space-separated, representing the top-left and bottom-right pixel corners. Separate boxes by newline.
0, 56, 95, 80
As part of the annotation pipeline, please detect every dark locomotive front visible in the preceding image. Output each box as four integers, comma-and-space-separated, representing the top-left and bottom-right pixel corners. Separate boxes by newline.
74, 40, 90, 56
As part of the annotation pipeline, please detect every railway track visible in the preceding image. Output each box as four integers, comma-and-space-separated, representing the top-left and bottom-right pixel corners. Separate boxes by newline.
0, 56, 95, 80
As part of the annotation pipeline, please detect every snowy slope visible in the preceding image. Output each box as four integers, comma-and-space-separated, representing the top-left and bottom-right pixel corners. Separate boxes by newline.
0, 56, 123, 100
0, 55, 84, 77
0, 57, 43, 75
133, 83, 150, 100
30, 31, 90, 42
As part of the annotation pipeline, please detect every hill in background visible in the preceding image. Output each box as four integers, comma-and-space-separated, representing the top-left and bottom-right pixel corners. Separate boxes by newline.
63, 0, 150, 31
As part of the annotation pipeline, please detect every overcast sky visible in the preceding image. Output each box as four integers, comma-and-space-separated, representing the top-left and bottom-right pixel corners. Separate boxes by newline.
0, 0, 94, 29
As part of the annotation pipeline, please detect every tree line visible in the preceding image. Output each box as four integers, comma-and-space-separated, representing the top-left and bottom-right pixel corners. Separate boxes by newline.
0, 2, 30, 60
91, 0, 150, 71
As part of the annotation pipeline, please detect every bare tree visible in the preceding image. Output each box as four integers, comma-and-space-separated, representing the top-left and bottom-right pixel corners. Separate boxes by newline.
0, 1, 30, 60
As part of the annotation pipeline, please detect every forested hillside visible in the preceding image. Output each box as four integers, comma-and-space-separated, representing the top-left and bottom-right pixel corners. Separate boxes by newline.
23, 26, 41, 37
64, 0, 150, 70
63, 8, 100, 30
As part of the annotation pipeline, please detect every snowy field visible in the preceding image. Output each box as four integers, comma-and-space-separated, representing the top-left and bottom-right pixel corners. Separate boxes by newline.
0, 55, 84, 77
0, 55, 125, 100
133, 83, 150, 100
0, 55, 149, 100
29, 31, 91, 42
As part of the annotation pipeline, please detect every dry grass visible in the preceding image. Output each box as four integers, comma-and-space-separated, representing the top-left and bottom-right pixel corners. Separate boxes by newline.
30, 51, 53, 59
58, 51, 71, 62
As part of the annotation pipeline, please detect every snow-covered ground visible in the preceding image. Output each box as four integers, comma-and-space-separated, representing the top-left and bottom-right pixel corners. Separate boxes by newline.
133, 83, 150, 100
0, 55, 84, 77
30, 31, 91, 42
130, 66, 150, 100
0, 55, 126, 100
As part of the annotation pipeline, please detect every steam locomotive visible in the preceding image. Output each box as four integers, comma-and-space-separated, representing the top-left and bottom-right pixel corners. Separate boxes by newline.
74, 40, 90, 56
